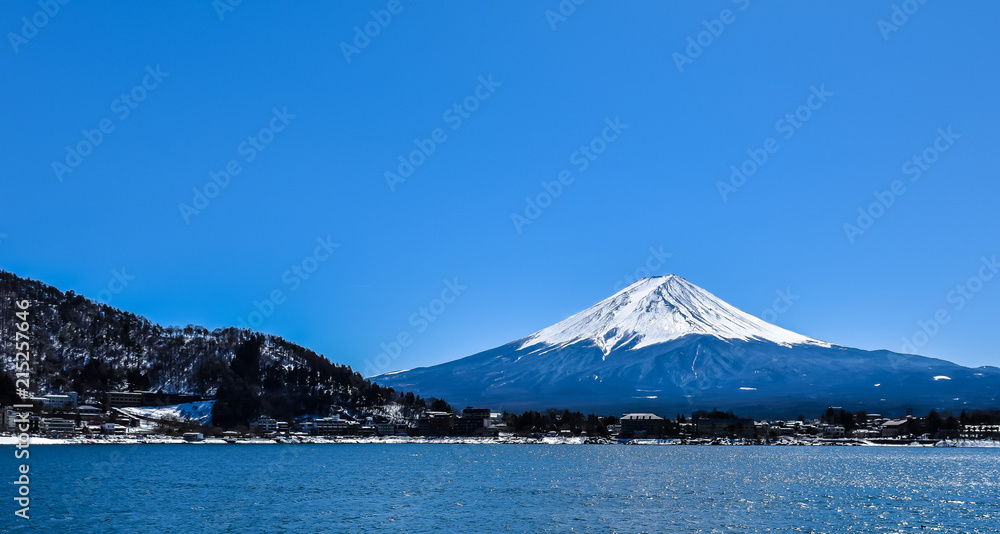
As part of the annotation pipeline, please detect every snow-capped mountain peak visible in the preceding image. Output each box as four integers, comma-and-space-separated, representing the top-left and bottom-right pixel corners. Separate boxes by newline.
375, 274, 1000, 418
518, 275, 828, 353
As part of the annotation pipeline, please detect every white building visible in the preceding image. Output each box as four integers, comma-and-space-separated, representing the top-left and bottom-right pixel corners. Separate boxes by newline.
42, 392, 78, 411
881, 418, 911, 438
101, 423, 126, 435
78, 405, 103, 417
314, 416, 355, 435
620, 413, 665, 437
2, 407, 20, 432
43, 417, 76, 436
822, 425, 845, 438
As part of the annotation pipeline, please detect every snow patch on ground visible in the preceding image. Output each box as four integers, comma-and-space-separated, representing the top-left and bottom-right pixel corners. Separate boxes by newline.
934, 440, 1000, 448
120, 400, 215, 426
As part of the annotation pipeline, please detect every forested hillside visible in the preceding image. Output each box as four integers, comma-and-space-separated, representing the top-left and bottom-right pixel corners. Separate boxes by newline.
0, 271, 422, 425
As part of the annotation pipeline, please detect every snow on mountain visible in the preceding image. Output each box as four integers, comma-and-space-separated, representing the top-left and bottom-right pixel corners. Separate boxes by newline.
520, 275, 828, 354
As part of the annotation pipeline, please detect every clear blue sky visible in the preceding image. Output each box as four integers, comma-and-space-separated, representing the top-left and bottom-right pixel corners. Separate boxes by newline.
3, 1, 998, 374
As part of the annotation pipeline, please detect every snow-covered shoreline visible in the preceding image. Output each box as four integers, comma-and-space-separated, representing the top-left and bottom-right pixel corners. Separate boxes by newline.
932, 439, 1000, 448
0, 435, 594, 446
3, 435, 999, 447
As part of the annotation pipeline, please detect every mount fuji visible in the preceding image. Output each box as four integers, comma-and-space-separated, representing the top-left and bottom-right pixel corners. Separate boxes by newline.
372, 275, 1000, 418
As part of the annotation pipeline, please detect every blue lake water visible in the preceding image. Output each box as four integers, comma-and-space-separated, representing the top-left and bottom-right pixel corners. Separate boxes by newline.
4, 444, 999, 533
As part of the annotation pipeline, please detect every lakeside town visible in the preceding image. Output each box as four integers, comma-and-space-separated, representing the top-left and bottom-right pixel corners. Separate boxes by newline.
4, 389, 999, 447
4, 272, 999, 452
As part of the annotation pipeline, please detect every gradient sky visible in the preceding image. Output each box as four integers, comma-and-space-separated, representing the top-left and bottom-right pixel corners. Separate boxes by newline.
2, 1, 998, 376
